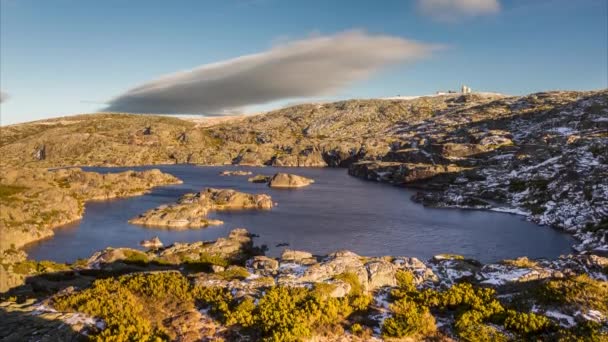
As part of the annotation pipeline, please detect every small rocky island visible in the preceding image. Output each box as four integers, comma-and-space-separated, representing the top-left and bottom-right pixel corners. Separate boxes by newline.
268, 172, 314, 188
129, 188, 273, 228
219, 170, 253, 176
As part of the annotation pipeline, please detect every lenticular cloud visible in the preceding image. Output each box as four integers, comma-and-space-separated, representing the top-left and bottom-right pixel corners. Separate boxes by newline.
103, 31, 438, 115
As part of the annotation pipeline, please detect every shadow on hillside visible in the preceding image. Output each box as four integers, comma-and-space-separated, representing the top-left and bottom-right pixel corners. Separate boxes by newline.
0, 304, 86, 342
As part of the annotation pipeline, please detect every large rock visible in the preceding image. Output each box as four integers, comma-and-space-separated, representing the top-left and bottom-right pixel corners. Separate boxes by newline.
281, 249, 317, 265
298, 250, 369, 290
365, 260, 397, 289
250, 256, 279, 272
157, 229, 254, 264
268, 173, 314, 188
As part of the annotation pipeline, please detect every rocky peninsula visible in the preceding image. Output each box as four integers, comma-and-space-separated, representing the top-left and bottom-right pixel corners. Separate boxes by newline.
0, 229, 606, 341
129, 188, 274, 228
0, 167, 181, 251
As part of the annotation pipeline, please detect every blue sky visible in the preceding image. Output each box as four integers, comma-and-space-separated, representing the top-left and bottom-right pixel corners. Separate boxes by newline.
0, 0, 606, 125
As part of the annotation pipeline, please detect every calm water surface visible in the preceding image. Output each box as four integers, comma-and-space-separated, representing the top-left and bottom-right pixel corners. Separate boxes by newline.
26, 165, 575, 263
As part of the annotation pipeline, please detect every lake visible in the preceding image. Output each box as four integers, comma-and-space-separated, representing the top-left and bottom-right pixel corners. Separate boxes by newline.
25, 165, 575, 263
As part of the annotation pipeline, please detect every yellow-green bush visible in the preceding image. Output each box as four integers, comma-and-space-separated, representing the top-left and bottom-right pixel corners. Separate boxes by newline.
216, 266, 250, 281
121, 250, 150, 266
382, 298, 436, 338
255, 286, 352, 341
12, 259, 70, 275
503, 310, 551, 335
539, 275, 608, 315
52, 272, 193, 341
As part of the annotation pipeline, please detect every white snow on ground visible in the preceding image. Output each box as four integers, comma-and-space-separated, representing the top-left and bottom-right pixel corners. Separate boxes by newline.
550, 127, 577, 135
30, 303, 104, 333
278, 262, 309, 277
64, 313, 98, 327
371, 291, 391, 336
544, 310, 576, 327
478, 268, 531, 286
580, 310, 605, 323
490, 207, 530, 216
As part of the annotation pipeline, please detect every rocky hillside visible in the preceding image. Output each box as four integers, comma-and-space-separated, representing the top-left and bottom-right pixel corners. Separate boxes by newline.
1, 90, 606, 252
0, 94, 504, 168
1, 229, 606, 341
349, 91, 608, 254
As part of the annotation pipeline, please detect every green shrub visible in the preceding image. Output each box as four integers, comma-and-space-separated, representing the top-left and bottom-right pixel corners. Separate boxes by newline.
192, 286, 234, 318
503, 310, 551, 335
382, 298, 436, 338
225, 296, 256, 327
216, 266, 250, 281
501, 257, 538, 269
391, 270, 417, 299
555, 321, 608, 341
538, 275, 608, 315
330, 271, 372, 312
52, 272, 192, 341
456, 321, 508, 342
12, 260, 70, 275
254, 286, 352, 342
333, 272, 363, 295
122, 250, 149, 266
184, 252, 230, 272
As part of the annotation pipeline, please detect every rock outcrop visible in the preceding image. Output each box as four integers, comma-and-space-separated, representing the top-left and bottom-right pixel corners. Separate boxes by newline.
268, 173, 314, 188
129, 188, 273, 228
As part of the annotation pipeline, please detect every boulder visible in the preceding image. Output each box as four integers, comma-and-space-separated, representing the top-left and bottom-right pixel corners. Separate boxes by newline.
280, 249, 316, 265
268, 173, 314, 188
365, 260, 397, 289
299, 250, 369, 290
250, 256, 279, 272
211, 265, 225, 273
140, 236, 163, 249
248, 175, 271, 183
328, 280, 352, 298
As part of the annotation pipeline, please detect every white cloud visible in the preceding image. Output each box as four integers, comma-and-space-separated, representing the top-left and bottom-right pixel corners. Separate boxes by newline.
0, 91, 8, 103
417, 0, 501, 21
104, 31, 438, 115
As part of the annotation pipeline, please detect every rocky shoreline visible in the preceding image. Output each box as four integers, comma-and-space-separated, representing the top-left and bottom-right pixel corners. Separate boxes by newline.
1, 229, 606, 341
